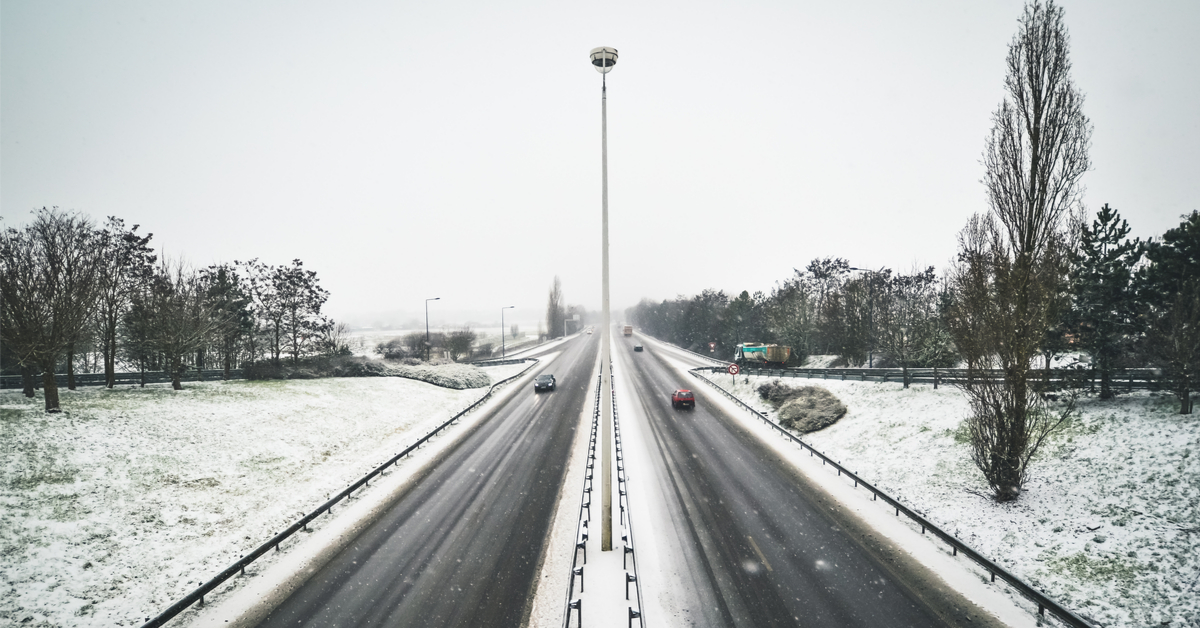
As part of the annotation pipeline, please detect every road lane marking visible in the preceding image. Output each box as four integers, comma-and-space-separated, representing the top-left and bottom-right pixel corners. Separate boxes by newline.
747, 535, 773, 572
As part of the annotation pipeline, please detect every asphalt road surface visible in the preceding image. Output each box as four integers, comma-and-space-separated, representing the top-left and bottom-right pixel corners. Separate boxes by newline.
255, 334, 597, 627
614, 335, 1001, 628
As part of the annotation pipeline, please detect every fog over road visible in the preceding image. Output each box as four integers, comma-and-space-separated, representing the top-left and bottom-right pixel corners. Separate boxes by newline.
255, 335, 597, 627
613, 334, 1002, 627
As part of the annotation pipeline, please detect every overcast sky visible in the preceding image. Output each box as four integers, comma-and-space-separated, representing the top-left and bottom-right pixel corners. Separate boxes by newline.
3, 0, 1197, 329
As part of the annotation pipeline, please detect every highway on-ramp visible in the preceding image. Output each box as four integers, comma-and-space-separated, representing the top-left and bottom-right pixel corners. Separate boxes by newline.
254, 334, 597, 627
613, 334, 1004, 628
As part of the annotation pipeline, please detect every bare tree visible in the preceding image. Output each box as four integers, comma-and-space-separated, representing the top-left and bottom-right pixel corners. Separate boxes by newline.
93, 217, 156, 387
875, 266, 939, 386
317, 319, 351, 356
546, 276, 565, 338
446, 327, 476, 361
200, 263, 253, 379
946, 0, 1090, 501
144, 260, 227, 390
0, 209, 103, 412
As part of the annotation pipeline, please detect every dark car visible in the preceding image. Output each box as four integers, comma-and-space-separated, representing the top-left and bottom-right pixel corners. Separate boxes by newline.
671, 389, 695, 410
633, 344, 643, 352
534, 374, 556, 392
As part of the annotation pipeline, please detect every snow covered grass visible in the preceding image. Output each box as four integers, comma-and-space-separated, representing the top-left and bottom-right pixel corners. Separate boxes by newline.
711, 373, 1200, 628
0, 362, 528, 627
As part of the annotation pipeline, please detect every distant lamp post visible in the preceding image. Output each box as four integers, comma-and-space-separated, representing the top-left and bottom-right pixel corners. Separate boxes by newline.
848, 267, 884, 368
425, 297, 440, 361
590, 45, 617, 552
501, 306, 515, 358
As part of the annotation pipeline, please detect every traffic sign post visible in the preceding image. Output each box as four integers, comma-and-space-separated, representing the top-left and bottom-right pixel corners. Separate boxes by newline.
727, 363, 740, 386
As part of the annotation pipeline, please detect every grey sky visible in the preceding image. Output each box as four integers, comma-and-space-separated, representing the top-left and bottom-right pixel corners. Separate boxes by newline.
3, 0, 1197, 328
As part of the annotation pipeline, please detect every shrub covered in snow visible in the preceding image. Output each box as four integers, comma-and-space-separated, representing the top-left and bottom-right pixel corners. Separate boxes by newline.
382, 363, 491, 390
757, 382, 847, 433
240, 356, 492, 389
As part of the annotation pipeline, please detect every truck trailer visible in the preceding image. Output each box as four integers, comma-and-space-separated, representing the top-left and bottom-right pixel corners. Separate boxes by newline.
734, 343, 791, 367
623, 325, 633, 336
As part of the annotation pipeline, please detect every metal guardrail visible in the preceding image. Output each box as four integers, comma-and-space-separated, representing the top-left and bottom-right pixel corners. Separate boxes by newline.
612, 368, 645, 627
563, 374, 602, 627
0, 369, 244, 389
689, 367, 1093, 628
729, 365, 1163, 392
563, 365, 644, 628
466, 358, 530, 367
630, 330, 1163, 393
140, 358, 540, 628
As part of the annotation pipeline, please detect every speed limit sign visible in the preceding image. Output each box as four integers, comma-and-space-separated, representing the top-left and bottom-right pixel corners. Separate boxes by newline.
727, 363, 740, 375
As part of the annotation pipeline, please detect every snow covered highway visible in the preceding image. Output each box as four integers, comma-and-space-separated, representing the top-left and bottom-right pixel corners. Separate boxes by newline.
611, 335, 1011, 627
232, 336, 598, 627
164, 332, 1043, 628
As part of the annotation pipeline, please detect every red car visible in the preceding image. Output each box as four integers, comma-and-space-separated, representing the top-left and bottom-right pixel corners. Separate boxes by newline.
671, 389, 695, 410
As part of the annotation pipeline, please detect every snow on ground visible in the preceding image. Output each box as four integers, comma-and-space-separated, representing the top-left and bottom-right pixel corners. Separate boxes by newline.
709, 371, 1199, 628
0, 362, 529, 628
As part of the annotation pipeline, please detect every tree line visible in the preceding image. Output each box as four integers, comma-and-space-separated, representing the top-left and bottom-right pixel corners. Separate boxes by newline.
629, 0, 1198, 502
1, 208, 344, 411
628, 205, 1196, 406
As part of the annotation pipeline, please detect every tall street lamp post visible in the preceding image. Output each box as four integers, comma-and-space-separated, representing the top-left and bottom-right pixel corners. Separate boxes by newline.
425, 297, 440, 361
501, 306, 514, 358
590, 45, 617, 552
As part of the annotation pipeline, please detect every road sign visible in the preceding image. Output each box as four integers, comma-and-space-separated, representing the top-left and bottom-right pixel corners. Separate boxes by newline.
727, 363, 740, 375
709, 342, 716, 352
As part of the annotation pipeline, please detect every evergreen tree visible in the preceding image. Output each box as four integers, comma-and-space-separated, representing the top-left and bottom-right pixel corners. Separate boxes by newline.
1066, 204, 1143, 398
1139, 210, 1200, 414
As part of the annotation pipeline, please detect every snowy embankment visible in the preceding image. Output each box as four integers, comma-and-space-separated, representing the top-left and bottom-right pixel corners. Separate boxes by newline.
710, 373, 1199, 628
0, 362, 528, 628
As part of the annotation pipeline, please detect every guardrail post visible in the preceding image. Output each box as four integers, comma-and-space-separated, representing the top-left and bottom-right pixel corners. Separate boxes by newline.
573, 566, 584, 593
624, 544, 634, 569
626, 572, 637, 600
568, 599, 581, 627
629, 608, 641, 628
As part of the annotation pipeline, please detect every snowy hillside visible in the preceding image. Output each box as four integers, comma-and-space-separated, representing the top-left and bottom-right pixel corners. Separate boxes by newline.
0, 363, 526, 627
709, 374, 1199, 628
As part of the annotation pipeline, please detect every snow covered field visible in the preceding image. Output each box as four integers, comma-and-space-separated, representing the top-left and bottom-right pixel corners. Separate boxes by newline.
708, 373, 1199, 628
0, 363, 527, 627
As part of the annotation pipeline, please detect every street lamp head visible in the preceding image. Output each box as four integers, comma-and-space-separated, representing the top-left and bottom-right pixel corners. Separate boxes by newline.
590, 47, 618, 74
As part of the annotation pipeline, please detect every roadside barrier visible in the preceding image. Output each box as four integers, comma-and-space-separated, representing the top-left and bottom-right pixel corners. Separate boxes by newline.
564, 363, 644, 628
632, 330, 1161, 393
0, 369, 243, 389
612, 368, 646, 627
139, 359, 539, 628
689, 366, 1094, 628
563, 374, 601, 627
722, 365, 1162, 393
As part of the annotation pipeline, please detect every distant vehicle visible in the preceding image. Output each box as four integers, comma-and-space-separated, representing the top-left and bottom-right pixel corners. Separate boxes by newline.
623, 325, 633, 336
633, 344, 643, 352
587, 329, 593, 335
734, 343, 792, 368
671, 389, 695, 410
534, 374, 556, 392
